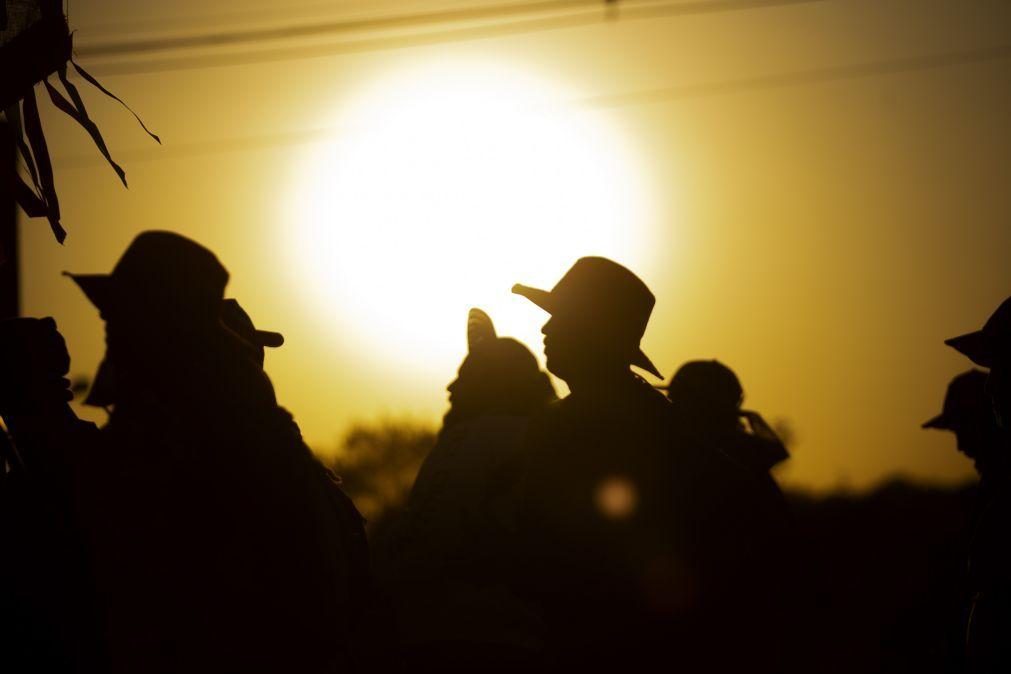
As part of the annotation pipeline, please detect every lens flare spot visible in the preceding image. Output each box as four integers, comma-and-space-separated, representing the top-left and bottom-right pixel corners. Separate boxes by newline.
595, 475, 638, 520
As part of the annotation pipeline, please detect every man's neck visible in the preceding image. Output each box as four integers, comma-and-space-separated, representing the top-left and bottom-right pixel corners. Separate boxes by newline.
565, 364, 635, 396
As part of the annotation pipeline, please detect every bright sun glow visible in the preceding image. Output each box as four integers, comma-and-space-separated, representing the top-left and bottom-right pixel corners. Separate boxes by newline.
287, 61, 654, 379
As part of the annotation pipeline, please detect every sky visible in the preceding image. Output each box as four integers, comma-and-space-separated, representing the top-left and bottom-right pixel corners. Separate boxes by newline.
17, 0, 1011, 490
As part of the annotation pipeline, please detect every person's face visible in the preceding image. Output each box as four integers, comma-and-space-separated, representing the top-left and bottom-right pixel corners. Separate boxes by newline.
541, 313, 585, 382
953, 419, 986, 461
542, 312, 630, 382
446, 355, 479, 406
987, 361, 1011, 431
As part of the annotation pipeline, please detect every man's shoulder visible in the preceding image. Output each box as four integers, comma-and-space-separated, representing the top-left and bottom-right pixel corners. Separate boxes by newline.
528, 396, 579, 430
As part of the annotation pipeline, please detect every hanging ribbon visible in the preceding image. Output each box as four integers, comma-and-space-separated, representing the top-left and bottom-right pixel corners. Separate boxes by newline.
71, 60, 161, 144
2, 11, 160, 240
45, 70, 127, 186
11, 172, 48, 217
4, 103, 42, 197
20, 86, 65, 243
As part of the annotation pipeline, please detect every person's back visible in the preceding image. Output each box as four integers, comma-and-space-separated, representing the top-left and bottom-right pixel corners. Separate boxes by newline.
389, 309, 553, 671
511, 258, 703, 670
75, 341, 363, 672
3, 232, 370, 672
661, 361, 799, 671
518, 373, 690, 666
945, 298, 1011, 672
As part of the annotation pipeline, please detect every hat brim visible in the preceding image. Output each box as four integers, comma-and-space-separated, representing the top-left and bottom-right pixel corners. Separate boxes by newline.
512, 283, 555, 313
512, 283, 662, 379
945, 331, 992, 367
255, 330, 285, 348
632, 349, 662, 379
921, 413, 952, 430
64, 272, 115, 313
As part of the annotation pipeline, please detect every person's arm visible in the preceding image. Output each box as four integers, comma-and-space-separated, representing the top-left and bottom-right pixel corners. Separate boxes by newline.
739, 409, 780, 443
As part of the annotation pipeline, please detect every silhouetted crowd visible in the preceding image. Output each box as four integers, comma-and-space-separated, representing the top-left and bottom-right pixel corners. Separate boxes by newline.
0, 231, 1007, 673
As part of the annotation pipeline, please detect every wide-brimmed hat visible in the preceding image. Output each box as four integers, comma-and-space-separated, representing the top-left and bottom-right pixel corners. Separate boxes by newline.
65, 230, 229, 323
512, 257, 661, 378
922, 369, 990, 430
83, 298, 283, 408
221, 299, 284, 352
66, 231, 284, 350
945, 297, 1011, 367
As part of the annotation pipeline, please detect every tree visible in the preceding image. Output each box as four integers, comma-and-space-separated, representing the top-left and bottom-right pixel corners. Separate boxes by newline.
326, 419, 437, 528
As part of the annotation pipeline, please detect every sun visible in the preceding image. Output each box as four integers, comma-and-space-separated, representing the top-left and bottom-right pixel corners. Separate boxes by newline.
286, 60, 654, 380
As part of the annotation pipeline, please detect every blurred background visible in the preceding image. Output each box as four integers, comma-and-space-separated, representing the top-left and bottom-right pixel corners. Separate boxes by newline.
17, 0, 1011, 494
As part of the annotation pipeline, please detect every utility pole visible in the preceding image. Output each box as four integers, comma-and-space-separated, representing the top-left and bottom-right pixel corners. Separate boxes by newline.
0, 119, 20, 474
0, 119, 17, 321
0, 119, 17, 319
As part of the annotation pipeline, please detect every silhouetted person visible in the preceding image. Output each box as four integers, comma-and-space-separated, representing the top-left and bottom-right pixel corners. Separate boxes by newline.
509, 257, 699, 670
923, 370, 1003, 479
664, 358, 802, 670
82, 297, 284, 409
0, 232, 370, 673
511, 259, 797, 672
388, 308, 554, 672
662, 359, 789, 476
0, 318, 99, 672
946, 297, 1011, 673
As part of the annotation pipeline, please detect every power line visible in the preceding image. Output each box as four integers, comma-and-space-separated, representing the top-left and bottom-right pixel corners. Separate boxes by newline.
582, 42, 1011, 108
74, 0, 827, 76
53, 41, 1011, 168
75, 0, 413, 39
76, 0, 605, 56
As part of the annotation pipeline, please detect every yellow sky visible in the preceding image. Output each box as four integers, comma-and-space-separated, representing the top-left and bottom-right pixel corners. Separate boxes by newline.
19, 0, 1011, 490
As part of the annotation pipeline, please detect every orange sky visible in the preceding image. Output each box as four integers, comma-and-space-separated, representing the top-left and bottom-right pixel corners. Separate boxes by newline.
18, 0, 1011, 490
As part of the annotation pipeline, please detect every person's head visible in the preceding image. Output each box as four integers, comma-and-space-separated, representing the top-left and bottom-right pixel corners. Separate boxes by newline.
444, 308, 555, 427
67, 231, 228, 367
663, 360, 744, 431
512, 257, 661, 384
924, 369, 1001, 473
68, 231, 282, 403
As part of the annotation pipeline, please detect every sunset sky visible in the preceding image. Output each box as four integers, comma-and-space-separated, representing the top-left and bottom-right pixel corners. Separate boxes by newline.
19, 0, 1011, 490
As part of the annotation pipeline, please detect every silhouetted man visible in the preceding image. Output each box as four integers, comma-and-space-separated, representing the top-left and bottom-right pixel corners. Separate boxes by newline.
511, 259, 796, 672
0, 232, 369, 673
510, 257, 696, 670
946, 297, 1011, 673
389, 308, 554, 672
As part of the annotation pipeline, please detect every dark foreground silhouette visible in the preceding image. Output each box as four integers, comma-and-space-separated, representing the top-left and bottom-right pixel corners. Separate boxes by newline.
384, 308, 554, 672
0, 233, 372, 672
943, 298, 1011, 673
0, 231, 1007, 674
